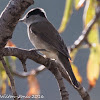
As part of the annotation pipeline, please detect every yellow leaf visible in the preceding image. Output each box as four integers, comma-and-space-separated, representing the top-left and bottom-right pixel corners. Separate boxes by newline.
8, 78, 11, 87
1, 71, 7, 81
70, 48, 78, 61
10, 56, 17, 61
87, 45, 100, 87
58, 0, 73, 33
1, 83, 6, 94
71, 63, 82, 83
83, 0, 95, 26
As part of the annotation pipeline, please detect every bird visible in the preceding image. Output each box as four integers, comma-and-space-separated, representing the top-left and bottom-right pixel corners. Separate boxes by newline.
20, 7, 79, 88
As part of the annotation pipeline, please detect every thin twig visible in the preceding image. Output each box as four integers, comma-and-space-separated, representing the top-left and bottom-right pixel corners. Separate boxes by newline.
12, 65, 46, 78
0, 57, 18, 100
70, 10, 100, 52
21, 59, 27, 72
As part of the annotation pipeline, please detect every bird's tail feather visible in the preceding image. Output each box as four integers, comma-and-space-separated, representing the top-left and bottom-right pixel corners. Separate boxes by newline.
58, 53, 79, 88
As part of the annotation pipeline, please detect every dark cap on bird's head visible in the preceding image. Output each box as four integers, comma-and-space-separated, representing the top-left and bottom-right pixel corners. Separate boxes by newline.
26, 8, 47, 18
19, 8, 47, 23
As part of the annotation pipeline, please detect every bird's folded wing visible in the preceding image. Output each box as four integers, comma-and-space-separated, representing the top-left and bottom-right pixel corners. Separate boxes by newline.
29, 20, 71, 59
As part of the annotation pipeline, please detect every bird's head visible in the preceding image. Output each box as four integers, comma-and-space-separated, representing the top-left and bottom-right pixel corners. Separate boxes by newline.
19, 8, 47, 25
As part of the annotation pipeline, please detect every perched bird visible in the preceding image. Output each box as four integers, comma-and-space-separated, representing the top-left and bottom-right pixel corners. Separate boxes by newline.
20, 8, 79, 88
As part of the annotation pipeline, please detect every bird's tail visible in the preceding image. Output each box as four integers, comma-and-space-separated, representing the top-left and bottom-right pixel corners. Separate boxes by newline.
58, 53, 79, 88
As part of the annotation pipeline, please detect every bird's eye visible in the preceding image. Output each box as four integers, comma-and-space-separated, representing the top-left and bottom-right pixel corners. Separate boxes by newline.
26, 15, 29, 18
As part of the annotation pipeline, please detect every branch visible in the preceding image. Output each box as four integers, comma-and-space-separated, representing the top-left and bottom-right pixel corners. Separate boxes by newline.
13, 64, 69, 100
2, 47, 90, 100
0, 0, 34, 48
62, 70, 90, 100
0, 57, 18, 100
2, 47, 69, 100
70, 5, 100, 52
12, 65, 46, 78
48, 62, 69, 100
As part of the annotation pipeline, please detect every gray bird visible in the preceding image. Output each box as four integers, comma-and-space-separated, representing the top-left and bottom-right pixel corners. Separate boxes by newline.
20, 8, 79, 88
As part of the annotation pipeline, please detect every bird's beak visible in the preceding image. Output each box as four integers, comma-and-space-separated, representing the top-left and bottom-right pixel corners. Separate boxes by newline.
19, 17, 25, 22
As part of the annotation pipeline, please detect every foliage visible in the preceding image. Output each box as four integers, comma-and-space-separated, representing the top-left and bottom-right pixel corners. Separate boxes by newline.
59, 0, 100, 90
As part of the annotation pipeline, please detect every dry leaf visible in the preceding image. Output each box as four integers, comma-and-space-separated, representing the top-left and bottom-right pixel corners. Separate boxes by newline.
26, 75, 40, 100
6, 40, 16, 47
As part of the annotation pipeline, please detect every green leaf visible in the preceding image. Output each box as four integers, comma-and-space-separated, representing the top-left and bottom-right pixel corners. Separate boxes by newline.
58, 0, 73, 33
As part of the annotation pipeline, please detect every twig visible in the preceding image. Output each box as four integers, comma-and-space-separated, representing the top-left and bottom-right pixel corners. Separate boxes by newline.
20, 59, 27, 72
0, 57, 18, 100
70, 6, 100, 52
77, 83, 90, 100
12, 65, 46, 78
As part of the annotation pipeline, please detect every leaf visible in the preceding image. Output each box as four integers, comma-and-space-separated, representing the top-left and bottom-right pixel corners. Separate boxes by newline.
70, 48, 78, 61
1, 71, 7, 81
83, 0, 100, 89
1, 83, 6, 94
10, 56, 17, 61
87, 45, 100, 88
26, 75, 40, 99
71, 63, 82, 83
7, 78, 11, 87
83, 0, 95, 26
75, 0, 85, 10
6, 40, 17, 60
70, 48, 82, 83
58, 0, 73, 33
6, 40, 16, 47
0, 71, 7, 94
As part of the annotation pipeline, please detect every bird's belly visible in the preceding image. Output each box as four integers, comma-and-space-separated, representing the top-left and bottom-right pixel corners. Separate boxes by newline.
28, 32, 58, 59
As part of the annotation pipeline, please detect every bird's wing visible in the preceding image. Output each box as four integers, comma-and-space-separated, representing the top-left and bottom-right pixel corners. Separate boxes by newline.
29, 20, 71, 59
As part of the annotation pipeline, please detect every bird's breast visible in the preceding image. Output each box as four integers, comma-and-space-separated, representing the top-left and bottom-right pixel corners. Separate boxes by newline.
27, 29, 58, 60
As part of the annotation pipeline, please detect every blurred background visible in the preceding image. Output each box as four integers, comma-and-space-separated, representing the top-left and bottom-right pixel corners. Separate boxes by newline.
0, 0, 100, 100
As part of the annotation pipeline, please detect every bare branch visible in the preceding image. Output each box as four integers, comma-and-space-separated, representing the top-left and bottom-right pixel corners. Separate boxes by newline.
48, 62, 69, 100
62, 71, 90, 100
20, 59, 27, 72
0, 57, 18, 100
13, 64, 69, 100
70, 5, 100, 52
77, 84, 90, 100
2, 47, 90, 100
12, 65, 46, 78
70, 16, 97, 52
0, 0, 34, 48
